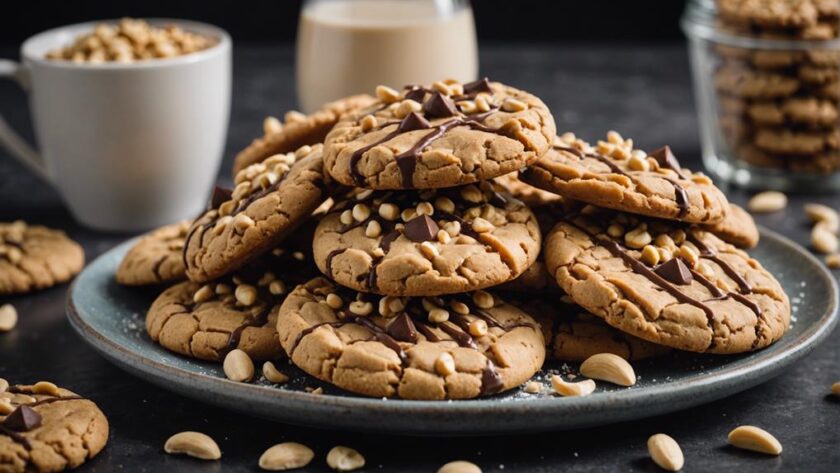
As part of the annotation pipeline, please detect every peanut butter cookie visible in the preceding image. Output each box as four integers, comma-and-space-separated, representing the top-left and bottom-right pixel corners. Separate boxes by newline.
0, 221, 84, 295
232, 94, 376, 175
185, 145, 329, 282
313, 184, 541, 296
543, 210, 790, 354
0, 383, 108, 473
521, 133, 730, 224
702, 203, 760, 248
116, 221, 190, 286
276, 277, 545, 399
323, 78, 555, 189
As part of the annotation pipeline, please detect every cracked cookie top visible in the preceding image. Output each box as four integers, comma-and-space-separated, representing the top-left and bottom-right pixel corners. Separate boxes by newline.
323, 78, 556, 189
716, 0, 837, 30
116, 221, 190, 286
313, 182, 541, 296
0, 221, 85, 295
703, 203, 760, 249
148, 242, 316, 362
521, 132, 730, 224
185, 145, 329, 282
0, 382, 108, 473
543, 210, 790, 354
232, 94, 376, 176
276, 277, 545, 400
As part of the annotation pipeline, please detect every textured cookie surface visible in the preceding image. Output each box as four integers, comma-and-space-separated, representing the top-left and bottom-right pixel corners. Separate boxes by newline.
276, 277, 545, 399
185, 145, 329, 282
116, 221, 190, 286
717, 0, 822, 29
233, 94, 376, 175
323, 78, 555, 189
747, 98, 838, 127
0, 221, 85, 295
715, 67, 800, 99
313, 184, 541, 296
0, 383, 108, 473
702, 203, 760, 248
494, 172, 564, 208
543, 211, 790, 354
518, 299, 670, 361
521, 133, 730, 224
148, 240, 316, 362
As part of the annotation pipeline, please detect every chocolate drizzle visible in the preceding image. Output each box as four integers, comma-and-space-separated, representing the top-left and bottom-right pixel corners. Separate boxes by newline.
220, 306, 272, 358
0, 391, 86, 451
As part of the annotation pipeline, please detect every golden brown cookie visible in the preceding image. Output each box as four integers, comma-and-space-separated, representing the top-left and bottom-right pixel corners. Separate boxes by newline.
116, 221, 190, 286
0, 221, 84, 295
543, 210, 790, 354
232, 94, 376, 175
276, 277, 545, 399
717, 0, 821, 29
493, 171, 564, 208
714, 66, 800, 99
521, 133, 730, 224
185, 145, 330, 282
313, 184, 541, 296
702, 203, 760, 248
323, 78, 555, 189
0, 382, 108, 473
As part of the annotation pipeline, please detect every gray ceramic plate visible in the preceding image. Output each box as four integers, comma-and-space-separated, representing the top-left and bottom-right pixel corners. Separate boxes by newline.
67, 227, 838, 435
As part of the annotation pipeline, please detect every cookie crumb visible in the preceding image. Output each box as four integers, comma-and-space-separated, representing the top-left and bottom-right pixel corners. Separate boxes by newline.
523, 381, 542, 394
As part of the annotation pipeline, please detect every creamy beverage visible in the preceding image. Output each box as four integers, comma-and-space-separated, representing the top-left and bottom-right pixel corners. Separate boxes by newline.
296, 0, 478, 112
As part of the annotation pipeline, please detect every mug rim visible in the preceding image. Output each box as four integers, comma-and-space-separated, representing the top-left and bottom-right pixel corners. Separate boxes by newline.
20, 18, 231, 69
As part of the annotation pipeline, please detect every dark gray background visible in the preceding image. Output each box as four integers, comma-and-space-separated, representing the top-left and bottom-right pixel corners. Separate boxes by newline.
1, 2, 840, 472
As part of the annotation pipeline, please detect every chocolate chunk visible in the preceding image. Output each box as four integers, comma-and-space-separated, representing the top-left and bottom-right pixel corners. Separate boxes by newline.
3, 405, 42, 432
210, 186, 232, 209
649, 146, 682, 173
423, 92, 459, 119
380, 231, 400, 252
654, 258, 694, 285
387, 312, 418, 343
398, 112, 432, 133
404, 87, 426, 103
404, 215, 440, 242
463, 77, 493, 95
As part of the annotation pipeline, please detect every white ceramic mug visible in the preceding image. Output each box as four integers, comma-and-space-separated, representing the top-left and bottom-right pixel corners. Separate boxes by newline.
0, 19, 231, 232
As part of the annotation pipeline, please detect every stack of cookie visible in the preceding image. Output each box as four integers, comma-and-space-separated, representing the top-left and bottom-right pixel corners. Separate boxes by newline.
117, 77, 791, 401
713, 0, 840, 173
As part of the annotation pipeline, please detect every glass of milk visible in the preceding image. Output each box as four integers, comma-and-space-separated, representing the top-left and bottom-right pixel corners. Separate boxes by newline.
296, 0, 478, 112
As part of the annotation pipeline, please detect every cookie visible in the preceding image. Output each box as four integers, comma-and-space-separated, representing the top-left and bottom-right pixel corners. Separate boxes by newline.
0, 383, 108, 473
703, 203, 760, 248
232, 94, 376, 175
754, 128, 840, 154
737, 143, 840, 173
521, 133, 730, 224
276, 277, 545, 399
493, 171, 564, 208
518, 299, 670, 362
115, 221, 190, 286
714, 67, 800, 99
798, 64, 840, 85
543, 211, 790, 354
747, 98, 839, 127
716, 0, 820, 30
313, 184, 541, 296
185, 145, 329, 282
0, 221, 84, 295
323, 78, 556, 189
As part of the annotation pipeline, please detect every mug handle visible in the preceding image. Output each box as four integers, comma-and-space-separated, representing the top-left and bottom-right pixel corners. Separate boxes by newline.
0, 59, 48, 180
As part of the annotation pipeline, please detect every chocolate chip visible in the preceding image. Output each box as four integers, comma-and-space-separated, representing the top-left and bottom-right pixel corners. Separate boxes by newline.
649, 146, 682, 173
398, 112, 432, 133
404, 87, 426, 103
3, 405, 42, 432
404, 215, 440, 242
387, 313, 418, 343
422, 92, 458, 119
380, 231, 400, 252
654, 258, 693, 285
463, 77, 493, 95
210, 186, 232, 209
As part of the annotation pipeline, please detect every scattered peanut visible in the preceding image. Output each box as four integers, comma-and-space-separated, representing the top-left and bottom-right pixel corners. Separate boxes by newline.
831, 381, 840, 395
32, 381, 60, 396
326, 446, 365, 472
223, 349, 255, 382
728, 425, 782, 455
262, 362, 289, 384
647, 434, 684, 471
435, 352, 457, 376
259, 442, 314, 471
0, 304, 18, 332
747, 191, 787, 213
579, 353, 636, 386
826, 254, 840, 269
551, 376, 596, 397
804, 203, 839, 232
164, 431, 222, 460
523, 381, 542, 394
812, 223, 839, 254
438, 460, 483, 473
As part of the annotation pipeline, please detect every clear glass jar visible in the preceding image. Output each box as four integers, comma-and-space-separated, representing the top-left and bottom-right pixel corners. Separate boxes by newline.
682, 0, 840, 191
296, 0, 478, 113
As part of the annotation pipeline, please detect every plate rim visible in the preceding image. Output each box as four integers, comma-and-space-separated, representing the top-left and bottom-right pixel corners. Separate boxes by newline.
66, 226, 839, 431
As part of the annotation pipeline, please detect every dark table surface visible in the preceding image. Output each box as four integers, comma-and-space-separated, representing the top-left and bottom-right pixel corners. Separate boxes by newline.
1, 43, 839, 472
